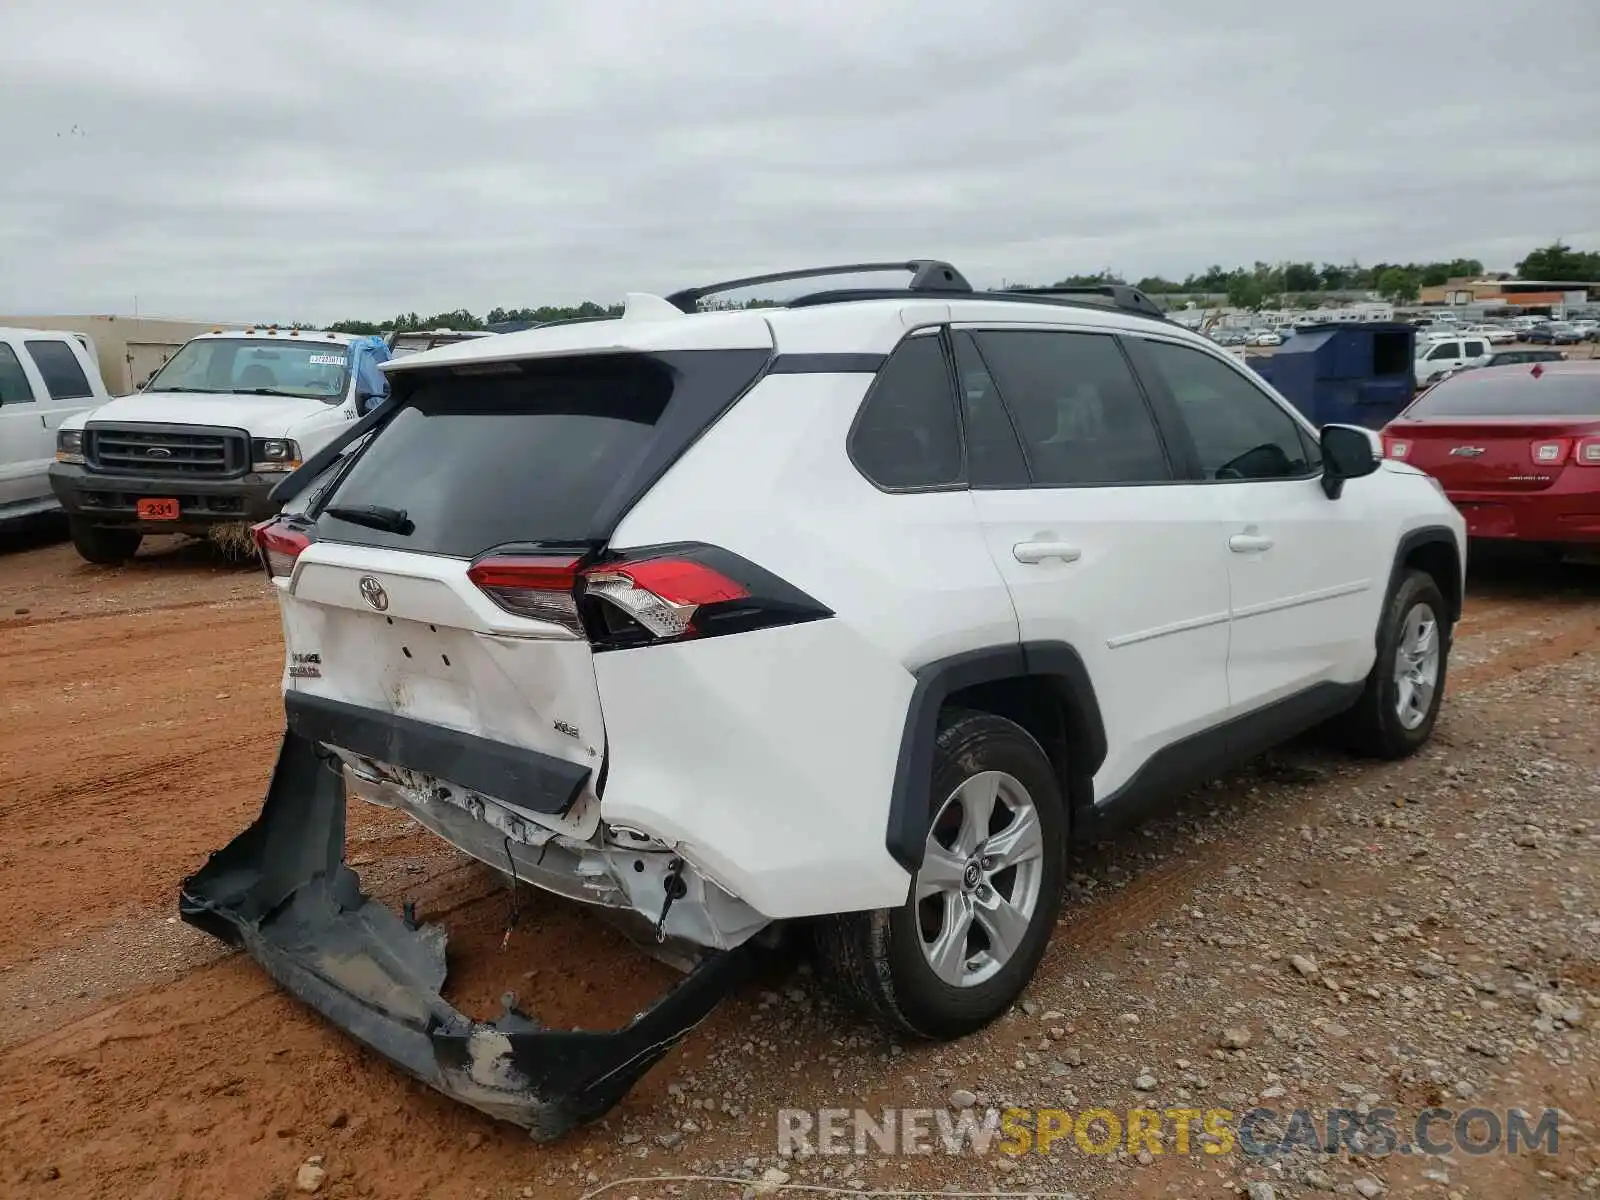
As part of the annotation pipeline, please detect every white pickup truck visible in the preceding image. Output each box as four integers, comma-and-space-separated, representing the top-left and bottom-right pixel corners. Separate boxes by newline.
49, 328, 393, 564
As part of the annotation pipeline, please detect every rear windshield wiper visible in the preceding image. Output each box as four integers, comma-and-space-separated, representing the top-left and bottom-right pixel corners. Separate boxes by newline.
323, 504, 413, 534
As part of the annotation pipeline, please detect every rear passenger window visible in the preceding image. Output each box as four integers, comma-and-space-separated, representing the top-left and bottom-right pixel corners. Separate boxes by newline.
850, 334, 962, 489
969, 330, 1171, 486
25, 340, 93, 400
951, 331, 1028, 488
1140, 339, 1315, 481
0, 345, 35, 405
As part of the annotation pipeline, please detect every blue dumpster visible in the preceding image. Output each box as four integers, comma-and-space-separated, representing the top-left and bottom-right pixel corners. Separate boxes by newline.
1246, 322, 1417, 430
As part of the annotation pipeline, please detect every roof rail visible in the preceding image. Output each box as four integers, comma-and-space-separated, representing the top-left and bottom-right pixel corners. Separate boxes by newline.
1000, 284, 1166, 321
784, 286, 1168, 323
664, 260, 971, 312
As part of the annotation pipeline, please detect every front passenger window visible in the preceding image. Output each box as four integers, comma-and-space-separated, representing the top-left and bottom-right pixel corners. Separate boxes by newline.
1140, 340, 1314, 481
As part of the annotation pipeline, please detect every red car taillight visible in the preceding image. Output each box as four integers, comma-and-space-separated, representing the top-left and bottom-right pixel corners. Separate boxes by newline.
467, 544, 826, 649
1531, 439, 1571, 465
252, 519, 313, 580
1383, 437, 1411, 459
1574, 437, 1600, 466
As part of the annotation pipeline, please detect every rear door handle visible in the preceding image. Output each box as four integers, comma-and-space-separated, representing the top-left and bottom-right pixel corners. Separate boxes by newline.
1013, 541, 1082, 564
1229, 533, 1274, 553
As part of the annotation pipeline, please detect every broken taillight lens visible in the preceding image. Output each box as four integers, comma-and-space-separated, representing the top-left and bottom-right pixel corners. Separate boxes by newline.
583, 558, 750, 639
252, 519, 312, 580
465, 544, 830, 648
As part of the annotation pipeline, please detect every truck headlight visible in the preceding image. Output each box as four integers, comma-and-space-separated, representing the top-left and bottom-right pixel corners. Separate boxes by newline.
56, 429, 85, 464
251, 438, 301, 472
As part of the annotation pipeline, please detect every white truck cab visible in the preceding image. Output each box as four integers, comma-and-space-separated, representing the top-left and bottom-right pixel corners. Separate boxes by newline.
0, 327, 113, 529
1414, 333, 1490, 388
49, 328, 392, 563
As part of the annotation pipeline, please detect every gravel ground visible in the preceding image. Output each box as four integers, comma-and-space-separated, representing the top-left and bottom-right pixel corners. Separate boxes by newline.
0, 538, 1595, 1199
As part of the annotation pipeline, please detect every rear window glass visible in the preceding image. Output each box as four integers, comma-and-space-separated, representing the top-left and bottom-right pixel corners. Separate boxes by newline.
317, 357, 672, 555
1408, 370, 1600, 418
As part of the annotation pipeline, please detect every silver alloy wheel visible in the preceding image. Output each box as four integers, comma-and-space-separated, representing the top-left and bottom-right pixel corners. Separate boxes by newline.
1393, 602, 1441, 730
915, 770, 1045, 988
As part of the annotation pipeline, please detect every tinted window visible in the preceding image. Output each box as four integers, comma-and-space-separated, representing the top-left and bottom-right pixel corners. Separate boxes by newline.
850, 334, 962, 489
1140, 339, 1315, 481
951, 331, 1028, 488
971, 330, 1170, 486
0, 344, 35, 405
24, 340, 93, 400
1406, 370, 1600, 418
1426, 342, 1459, 361
319, 356, 676, 555
1464, 340, 1486, 357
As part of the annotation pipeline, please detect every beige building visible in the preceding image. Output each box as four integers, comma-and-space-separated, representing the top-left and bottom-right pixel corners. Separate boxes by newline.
0, 314, 233, 394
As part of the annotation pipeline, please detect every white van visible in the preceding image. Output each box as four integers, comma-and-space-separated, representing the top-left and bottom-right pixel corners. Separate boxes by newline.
0, 328, 112, 530
49, 328, 391, 563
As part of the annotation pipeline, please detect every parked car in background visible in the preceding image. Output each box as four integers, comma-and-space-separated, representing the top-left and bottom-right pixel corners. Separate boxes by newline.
49, 328, 392, 563
1523, 322, 1583, 346
0, 327, 113, 530
1465, 324, 1516, 345
1568, 319, 1599, 341
385, 328, 495, 358
1383, 360, 1600, 550
1251, 330, 1282, 346
1414, 335, 1491, 387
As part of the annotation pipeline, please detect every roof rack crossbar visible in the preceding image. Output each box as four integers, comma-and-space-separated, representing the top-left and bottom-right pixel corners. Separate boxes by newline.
664, 260, 972, 312
1001, 284, 1166, 320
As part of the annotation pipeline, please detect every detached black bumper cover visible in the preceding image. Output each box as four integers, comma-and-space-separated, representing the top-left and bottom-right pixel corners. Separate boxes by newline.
179, 730, 753, 1139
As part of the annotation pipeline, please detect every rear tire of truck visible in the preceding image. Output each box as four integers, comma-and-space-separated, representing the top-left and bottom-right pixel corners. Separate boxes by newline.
814, 710, 1066, 1040
68, 519, 142, 566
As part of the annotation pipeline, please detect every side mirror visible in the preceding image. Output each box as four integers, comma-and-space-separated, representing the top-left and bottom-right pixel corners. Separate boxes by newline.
1320, 424, 1382, 500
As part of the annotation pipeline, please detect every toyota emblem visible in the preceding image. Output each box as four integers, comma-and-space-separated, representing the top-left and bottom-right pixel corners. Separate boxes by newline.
358, 576, 389, 612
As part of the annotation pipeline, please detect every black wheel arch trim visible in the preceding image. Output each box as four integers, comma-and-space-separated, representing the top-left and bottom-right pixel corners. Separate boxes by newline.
1390, 525, 1463, 627
884, 641, 1107, 873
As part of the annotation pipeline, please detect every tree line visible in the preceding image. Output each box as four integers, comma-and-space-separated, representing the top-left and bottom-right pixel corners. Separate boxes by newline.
317, 242, 1598, 331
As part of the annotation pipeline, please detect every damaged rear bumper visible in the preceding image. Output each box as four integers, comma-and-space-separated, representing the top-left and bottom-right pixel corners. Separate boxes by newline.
179, 730, 753, 1140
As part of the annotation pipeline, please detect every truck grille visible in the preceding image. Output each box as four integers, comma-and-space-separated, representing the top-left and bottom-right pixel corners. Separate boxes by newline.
86, 424, 248, 477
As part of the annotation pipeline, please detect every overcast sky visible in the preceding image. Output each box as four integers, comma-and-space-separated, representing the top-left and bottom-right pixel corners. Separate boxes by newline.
1, 0, 1596, 323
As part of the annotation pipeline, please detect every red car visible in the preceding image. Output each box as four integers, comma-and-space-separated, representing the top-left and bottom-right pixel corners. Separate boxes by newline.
1381, 360, 1600, 548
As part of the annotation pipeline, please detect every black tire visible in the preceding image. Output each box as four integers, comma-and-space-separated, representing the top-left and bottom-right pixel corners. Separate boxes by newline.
814, 709, 1066, 1040
1338, 569, 1449, 759
68, 519, 142, 566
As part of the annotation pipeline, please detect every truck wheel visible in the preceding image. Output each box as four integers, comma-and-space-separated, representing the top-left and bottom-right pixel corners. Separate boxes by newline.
68, 519, 142, 565
814, 710, 1065, 1040
1338, 569, 1449, 759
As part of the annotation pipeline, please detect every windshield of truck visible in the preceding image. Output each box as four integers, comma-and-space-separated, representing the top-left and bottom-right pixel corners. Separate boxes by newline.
145, 338, 352, 401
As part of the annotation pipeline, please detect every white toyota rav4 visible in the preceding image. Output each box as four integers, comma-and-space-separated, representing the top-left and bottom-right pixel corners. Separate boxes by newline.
183, 262, 1466, 1138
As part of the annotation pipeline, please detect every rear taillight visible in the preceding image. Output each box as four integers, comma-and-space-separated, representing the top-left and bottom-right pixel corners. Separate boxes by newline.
583, 559, 750, 639
252, 519, 312, 580
1575, 438, 1600, 466
466, 544, 830, 648
1383, 437, 1410, 459
465, 555, 584, 633
1531, 439, 1570, 465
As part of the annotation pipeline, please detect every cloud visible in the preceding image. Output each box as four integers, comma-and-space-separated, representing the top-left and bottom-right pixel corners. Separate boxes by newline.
0, 0, 1596, 322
